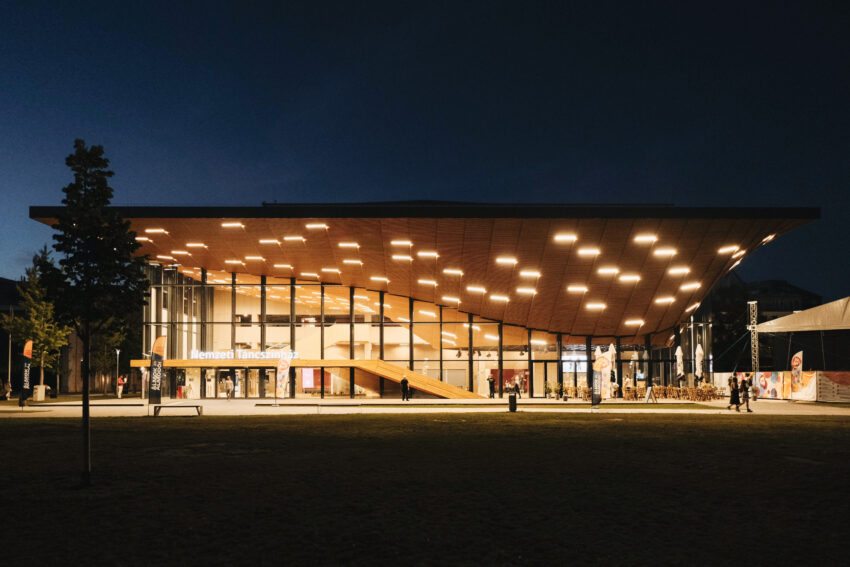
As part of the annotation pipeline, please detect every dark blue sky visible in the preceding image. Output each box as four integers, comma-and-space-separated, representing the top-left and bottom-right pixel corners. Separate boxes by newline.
1, 1, 848, 299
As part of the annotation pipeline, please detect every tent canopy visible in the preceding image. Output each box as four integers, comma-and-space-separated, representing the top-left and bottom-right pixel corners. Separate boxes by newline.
756, 296, 850, 333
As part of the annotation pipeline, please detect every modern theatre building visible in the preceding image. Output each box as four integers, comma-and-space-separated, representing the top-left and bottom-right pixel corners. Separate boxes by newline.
31, 202, 817, 400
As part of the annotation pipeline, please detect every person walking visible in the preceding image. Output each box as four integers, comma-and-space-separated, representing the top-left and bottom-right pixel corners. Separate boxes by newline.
487, 374, 495, 398
740, 377, 753, 412
225, 375, 234, 400
727, 376, 740, 412
117, 375, 125, 399
400, 375, 409, 401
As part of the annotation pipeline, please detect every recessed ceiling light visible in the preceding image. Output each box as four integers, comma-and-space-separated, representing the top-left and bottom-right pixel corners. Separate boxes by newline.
135, 236, 151, 242
186, 242, 206, 248
300, 272, 319, 278
462, 323, 481, 331
273, 264, 292, 269
729, 259, 742, 270
419, 310, 437, 318
554, 233, 578, 243
634, 234, 658, 244
655, 296, 675, 304
485, 334, 499, 340
245, 256, 265, 261
530, 339, 547, 345
653, 248, 677, 257
516, 287, 537, 295
567, 285, 588, 293
339, 242, 359, 248
221, 222, 244, 228
441, 331, 457, 338
466, 285, 487, 293
305, 223, 328, 229
343, 259, 362, 265
685, 302, 701, 312
321, 268, 340, 273
171, 250, 191, 256
418, 279, 438, 286
441, 339, 456, 345
156, 255, 175, 261
392, 254, 413, 261
283, 236, 305, 242
259, 239, 281, 245
598, 267, 620, 275
353, 295, 369, 300
625, 319, 645, 326
417, 251, 439, 258
718, 245, 739, 254
519, 270, 541, 278
762, 234, 775, 243
496, 257, 518, 265
224, 260, 244, 265
441, 296, 460, 304
145, 228, 168, 234
397, 317, 409, 322
618, 274, 640, 282
370, 276, 389, 283
680, 282, 701, 291
668, 266, 690, 275
391, 239, 413, 246
732, 249, 746, 258
586, 302, 606, 310
578, 247, 600, 256
443, 268, 463, 276
490, 294, 510, 302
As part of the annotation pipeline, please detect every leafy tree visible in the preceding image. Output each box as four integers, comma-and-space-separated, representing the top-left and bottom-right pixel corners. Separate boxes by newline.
1, 248, 72, 387
42, 139, 148, 485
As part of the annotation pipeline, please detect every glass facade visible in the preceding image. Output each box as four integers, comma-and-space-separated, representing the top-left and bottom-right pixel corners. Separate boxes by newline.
142, 264, 651, 399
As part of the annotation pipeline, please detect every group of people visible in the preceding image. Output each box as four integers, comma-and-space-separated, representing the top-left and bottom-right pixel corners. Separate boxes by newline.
727, 376, 753, 412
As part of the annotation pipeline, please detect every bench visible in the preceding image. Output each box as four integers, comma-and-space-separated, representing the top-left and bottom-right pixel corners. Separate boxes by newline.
153, 404, 203, 417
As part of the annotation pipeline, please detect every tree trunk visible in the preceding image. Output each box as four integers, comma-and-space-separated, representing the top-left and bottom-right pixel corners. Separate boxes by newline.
40, 351, 45, 386
81, 325, 91, 487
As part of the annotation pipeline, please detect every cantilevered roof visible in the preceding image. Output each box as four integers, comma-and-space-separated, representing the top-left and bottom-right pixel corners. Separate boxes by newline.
31, 202, 818, 341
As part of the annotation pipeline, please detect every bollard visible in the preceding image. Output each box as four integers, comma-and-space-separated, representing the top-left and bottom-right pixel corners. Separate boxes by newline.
508, 393, 517, 412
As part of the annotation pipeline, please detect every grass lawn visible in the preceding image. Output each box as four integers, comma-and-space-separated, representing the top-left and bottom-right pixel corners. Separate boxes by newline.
1, 414, 848, 565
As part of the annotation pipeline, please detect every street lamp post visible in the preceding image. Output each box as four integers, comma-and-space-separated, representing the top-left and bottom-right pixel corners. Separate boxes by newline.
115, 349, 120, 396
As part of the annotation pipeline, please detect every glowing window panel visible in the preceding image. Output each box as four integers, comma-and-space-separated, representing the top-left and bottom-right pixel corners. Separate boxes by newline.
418, 279, 438, 286
685, 302, 701, 312
634, 234, 657, 244
680, 282, 701, 291
519, 270, 541, 278
578, 247, 600, 256
490, 294, 510, 302
624, 319, 645, 326
442, 296, 460, 303
466, 285, 487, 293
391, 240, 413, 246
443, 268, 464, 276
245, 256, 265, 261
655, 296, 676, 304
392, 255, 413, 261
417, 251, 439, 258
370, 276, 389, 283
145, 228, 168, 234
598, 267, 619, 275
516, 287, 537, 295
273, 264, 292, 269
668, 266, 690, 275
321, 268, 340, 274
554, 233, 578, 243
171, 250, 190, 256
653, 248, 677, 257
586, 302, 607, 310
618, 274, 640, 282
567, 285, 588, 293
221, 222, 244, 228
485, 334, 499, 340
259, 239, 281, 245
305, 223, 328, 229
418, 310, 437, 318
343, 259, 362, 265
339, 242, 359, 248
718, 245, 739, 254
496, 257, 518, 265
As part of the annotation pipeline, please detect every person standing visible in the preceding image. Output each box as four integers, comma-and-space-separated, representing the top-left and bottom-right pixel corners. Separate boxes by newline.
401, 375, 409, 401
487, 374, 495, 398
117, 375, 125, 399
740, 377, 753, 413
225, 375, 234, 400
727, 376, 740, 412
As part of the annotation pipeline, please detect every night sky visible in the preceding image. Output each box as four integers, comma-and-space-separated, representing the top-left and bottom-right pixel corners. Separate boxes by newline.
1, 2, 848, 300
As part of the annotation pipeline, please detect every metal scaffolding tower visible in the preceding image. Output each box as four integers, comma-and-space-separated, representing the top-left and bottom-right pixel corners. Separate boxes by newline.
748, 301, 759, 375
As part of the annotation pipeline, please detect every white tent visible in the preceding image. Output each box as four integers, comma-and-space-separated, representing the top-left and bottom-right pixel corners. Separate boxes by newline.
756, 296, 850, 333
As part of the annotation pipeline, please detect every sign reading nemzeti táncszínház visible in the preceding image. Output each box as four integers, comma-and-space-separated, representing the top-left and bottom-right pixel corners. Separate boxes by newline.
189, 350, 300, 361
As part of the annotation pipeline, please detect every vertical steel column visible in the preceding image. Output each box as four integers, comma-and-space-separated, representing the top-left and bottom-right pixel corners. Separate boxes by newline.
439, 307, 444, 381
260, 275, 267, 352
200, 268, 207, 351
556, 333, 564, 398
645, 334, 653, 387
498, 322, 504, 397
379, 291, 385, 397
585, 336, 593, 388
290, 278, 296, 398
230, 272, 236, 351
349, 286, 354, 398
616, 336, 623, 397
408, 298, 414, 371
468, 313, 474, 392
525, 329, 534, 398
320, 283, 324, 400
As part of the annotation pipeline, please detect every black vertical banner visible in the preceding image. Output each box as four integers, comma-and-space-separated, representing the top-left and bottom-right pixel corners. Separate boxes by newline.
20, 340, 33, 407
149, 336, 166, 404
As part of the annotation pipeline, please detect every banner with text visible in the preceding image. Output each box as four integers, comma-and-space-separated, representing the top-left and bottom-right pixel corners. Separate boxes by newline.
149, 336, 166, 404
20, 340, 33, 406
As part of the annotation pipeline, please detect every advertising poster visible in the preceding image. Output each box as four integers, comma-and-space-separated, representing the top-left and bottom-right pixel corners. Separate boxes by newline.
149, 336, 166, 404
275, 348, 292, 399
20, 340, 33, 407
755, 371, 781, 399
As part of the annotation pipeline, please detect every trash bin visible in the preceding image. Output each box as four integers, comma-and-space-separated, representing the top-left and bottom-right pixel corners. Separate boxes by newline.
508, 393, 517, 412
33, 384, 46, 402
